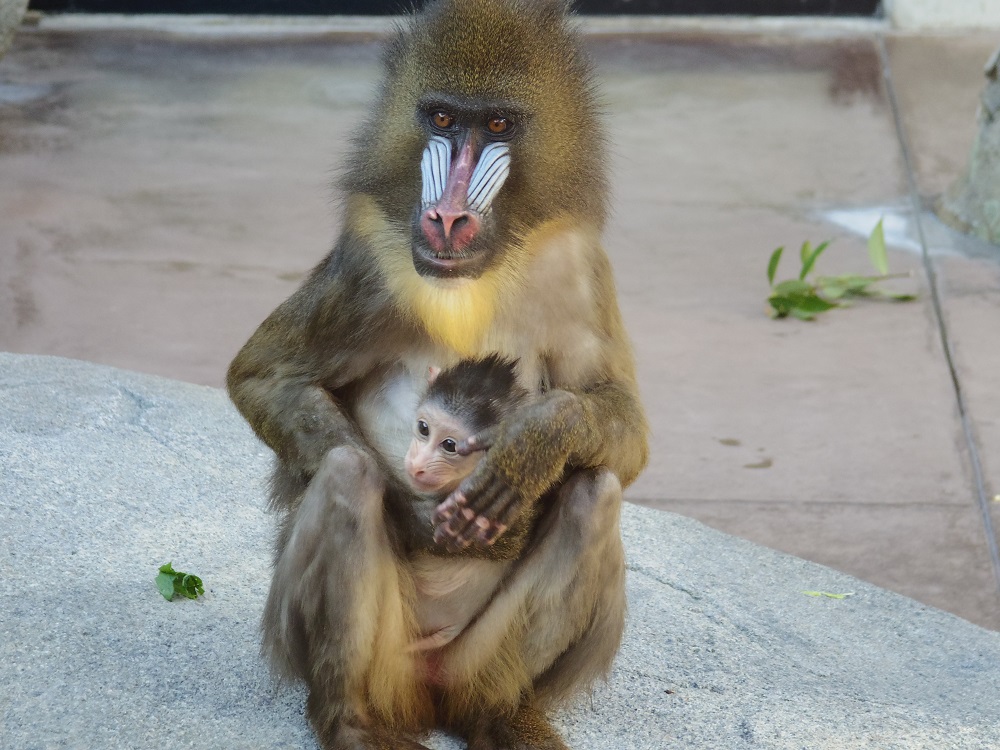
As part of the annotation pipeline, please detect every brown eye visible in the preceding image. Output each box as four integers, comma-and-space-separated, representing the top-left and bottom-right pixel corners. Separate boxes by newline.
441, 438, 457, 454
417, 420, 429, 437
432, 111, 455, 129
487, 117, 510, 135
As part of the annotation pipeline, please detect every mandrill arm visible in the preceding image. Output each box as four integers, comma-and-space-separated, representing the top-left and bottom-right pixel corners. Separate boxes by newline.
434, 382, 647, 549
434, 258, 649, 549
226, 236, 403, 485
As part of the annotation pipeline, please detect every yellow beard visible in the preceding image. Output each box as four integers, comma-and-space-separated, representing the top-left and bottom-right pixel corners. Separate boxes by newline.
349, 195, 524, 357
399, 276, 497, 357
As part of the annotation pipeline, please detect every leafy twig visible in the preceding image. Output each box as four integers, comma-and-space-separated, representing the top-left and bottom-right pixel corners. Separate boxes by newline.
156, 562, 204, 601
766, 219, 916, 321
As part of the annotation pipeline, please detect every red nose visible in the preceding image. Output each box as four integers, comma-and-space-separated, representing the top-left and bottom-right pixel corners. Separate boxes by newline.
420, 207, 481, 253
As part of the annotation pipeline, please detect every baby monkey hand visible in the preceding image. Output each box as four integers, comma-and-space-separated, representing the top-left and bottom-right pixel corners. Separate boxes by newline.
433, 425, 512, 550
433, 391, 585, 551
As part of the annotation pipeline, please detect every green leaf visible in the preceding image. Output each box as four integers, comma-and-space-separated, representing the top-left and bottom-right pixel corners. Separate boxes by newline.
156, 571, 176, 601
867, 218, 889, 276
818, 280, 848, 299
767, 295, 792, 317
789, 307, 816, 321
821, 275, 876, 295
177, 573, 205, 600
156, 562, 204, 601
767, 247, 784, 286
799, 241, 831, 281
790, 295, 838, 313
867, 288, 918, 302
772, 279, 813, 296
799, 240, 812, 266
802, 591, 855, 599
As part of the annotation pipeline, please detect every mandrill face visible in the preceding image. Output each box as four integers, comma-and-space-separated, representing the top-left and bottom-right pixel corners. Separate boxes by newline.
410, 94, 521, 280
343, 0, 608, 288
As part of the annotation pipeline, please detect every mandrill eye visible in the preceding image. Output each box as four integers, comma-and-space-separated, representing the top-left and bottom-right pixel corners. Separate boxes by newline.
441, 438, 457, 454
487, 117, 511, 135
431, 111, 455, 129
417, 420, 430, 437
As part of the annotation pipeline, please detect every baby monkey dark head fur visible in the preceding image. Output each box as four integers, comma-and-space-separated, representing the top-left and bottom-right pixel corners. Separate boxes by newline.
424, 354, 528, 437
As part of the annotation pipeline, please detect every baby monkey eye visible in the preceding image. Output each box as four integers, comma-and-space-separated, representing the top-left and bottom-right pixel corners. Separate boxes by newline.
431, 111, 455, 129
487, 116, 511, 135
417, 420, 430, 437
441, 438, 458, 454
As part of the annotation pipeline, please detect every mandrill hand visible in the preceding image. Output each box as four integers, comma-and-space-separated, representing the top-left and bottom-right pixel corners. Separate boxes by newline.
433, 390, 587, 550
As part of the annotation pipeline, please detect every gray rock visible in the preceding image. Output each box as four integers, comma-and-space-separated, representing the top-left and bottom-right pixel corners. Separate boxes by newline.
2, 352, 998, 749
938, 45, 1000, 245
0, 0, 27, 60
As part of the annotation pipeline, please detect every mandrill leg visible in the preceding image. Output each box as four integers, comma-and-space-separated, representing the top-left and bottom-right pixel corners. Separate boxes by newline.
262, 446, 430, 750
525, 467, 627, 705
464, 703, 569, 750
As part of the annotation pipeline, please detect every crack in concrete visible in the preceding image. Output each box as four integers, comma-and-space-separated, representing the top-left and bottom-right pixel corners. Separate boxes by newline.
626, 562, 703, 600
879, 36, 1000, 601
114, 383, 179, 456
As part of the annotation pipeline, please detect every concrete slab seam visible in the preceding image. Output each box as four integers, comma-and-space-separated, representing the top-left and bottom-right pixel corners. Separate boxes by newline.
877, 34, 1000, 598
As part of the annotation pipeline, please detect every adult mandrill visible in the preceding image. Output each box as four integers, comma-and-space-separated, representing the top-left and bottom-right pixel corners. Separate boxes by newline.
227, 0, 649, 748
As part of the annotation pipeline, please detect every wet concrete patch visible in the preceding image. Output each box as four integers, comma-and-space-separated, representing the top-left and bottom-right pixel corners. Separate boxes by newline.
0, 82, 53, 104
823, 204, 1000, 261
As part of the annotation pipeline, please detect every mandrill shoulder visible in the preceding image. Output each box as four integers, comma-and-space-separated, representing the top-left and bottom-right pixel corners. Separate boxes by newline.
248, 227, 419, 389
491, 218, 633, 389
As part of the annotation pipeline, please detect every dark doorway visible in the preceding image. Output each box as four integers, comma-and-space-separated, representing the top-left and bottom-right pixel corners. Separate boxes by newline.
28, 1, 881, 16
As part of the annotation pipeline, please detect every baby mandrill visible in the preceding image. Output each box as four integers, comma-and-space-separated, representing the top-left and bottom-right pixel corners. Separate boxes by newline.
405, 355, 528, 500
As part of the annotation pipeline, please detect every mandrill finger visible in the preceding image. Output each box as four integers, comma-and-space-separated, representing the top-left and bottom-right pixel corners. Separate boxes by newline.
450, 504, 482, 540
463, 478, 507, 519
493, 492, 527, 527
434, 506, 475, 546
445, 521, 477, 551
457, 425, 499, 456
454, 512, 491, 548
447, 506, 475, 533
434, 492, 466, 524
476, 521, 508, 545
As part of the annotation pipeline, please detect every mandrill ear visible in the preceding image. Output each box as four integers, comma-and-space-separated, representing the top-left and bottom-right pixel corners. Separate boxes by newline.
427, 366, 442, 385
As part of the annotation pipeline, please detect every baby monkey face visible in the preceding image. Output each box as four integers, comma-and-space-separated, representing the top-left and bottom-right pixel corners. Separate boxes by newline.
405, 403, 483, 495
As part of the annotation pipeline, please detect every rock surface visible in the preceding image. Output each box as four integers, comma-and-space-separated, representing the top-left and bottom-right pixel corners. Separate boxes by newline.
0, 0, 26, 59
938, 45, 1000, 245
2, 352, 999, 750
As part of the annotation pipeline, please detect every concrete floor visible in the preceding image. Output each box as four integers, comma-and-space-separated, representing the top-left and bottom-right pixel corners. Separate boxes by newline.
1, 17, 998, 629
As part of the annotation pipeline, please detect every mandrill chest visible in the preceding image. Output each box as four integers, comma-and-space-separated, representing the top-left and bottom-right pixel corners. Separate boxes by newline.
349, 223, 604, 486
349, 339, 543, 488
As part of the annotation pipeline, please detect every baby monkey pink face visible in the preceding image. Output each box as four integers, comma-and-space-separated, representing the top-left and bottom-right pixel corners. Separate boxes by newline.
404, 402, 483, 496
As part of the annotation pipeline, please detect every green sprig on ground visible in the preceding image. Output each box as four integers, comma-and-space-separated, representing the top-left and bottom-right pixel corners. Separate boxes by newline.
766, 219, 916, 321
156, 562, 204, 601
803, 591, 855, 599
